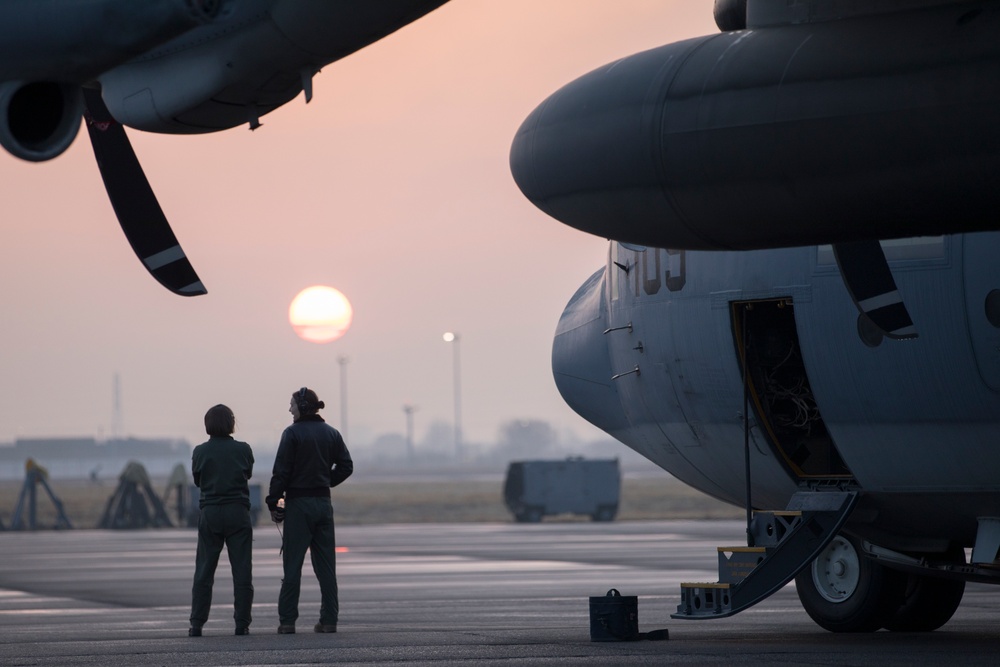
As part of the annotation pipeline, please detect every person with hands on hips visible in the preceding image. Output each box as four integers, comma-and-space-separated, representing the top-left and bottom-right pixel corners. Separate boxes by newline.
266, 387, 353, 635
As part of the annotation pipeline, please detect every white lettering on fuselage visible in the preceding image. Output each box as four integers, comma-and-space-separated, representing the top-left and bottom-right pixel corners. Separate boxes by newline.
631, 247, 686, 296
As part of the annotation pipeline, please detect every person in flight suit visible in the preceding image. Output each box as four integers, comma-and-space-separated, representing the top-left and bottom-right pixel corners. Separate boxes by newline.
266, 387, 353, 634
189, 404, 255, 636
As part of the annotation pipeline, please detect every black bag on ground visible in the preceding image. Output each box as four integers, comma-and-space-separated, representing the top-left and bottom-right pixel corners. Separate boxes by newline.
589, 588, 639, 641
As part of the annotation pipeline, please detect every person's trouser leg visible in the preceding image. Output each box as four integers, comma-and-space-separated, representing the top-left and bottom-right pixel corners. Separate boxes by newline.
224, 504, 254, 630
278, 499, 311, 626
190, 508, 224, 628
309, 500, 339, 626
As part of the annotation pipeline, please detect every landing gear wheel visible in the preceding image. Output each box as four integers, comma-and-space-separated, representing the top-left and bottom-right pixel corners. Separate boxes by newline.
515, 507, 543, 523
795, 533, 905, 632
885, 549, 966, 632
591, 506, 617, 522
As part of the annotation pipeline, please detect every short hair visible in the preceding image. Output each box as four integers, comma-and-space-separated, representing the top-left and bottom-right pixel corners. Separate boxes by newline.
204, 404, 236, 436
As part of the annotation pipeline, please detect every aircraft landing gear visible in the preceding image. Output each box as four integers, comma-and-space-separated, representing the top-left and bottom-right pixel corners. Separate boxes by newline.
515, 507, 543, 523
795, 533, 906, 632
796, 534, 967, 632
591, 505, 617, 522
884, 548, 966, 632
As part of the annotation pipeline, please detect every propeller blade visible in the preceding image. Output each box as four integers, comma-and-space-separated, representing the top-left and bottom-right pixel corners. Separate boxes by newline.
832, 241, 917, 340
81, 88, 206, 296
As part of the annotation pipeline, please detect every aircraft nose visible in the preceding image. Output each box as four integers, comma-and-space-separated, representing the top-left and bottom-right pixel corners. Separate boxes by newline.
551, 268, 629, 435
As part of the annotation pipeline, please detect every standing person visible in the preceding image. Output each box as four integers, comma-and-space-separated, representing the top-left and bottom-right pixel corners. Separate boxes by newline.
266, 387, 353, 634
189, 404, 255, 637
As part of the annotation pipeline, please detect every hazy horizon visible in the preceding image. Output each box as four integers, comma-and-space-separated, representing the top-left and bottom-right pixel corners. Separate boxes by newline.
0, 3, 715, 458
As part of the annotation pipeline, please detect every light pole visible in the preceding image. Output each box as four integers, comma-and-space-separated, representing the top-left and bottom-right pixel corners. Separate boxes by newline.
337, 355, 349, 441
403, 404, 417, 462
443, 332, 462, 462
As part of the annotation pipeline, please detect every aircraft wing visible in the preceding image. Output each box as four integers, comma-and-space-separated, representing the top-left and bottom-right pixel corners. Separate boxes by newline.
0, 0, 451, 295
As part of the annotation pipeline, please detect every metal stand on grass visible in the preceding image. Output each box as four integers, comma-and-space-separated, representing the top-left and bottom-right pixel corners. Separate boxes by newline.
161, 463, 189, 526
9, 459, 73, 530
98, 461, 173, 529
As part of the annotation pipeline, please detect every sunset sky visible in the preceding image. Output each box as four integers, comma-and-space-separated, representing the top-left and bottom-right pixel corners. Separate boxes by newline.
0, 2, 715, 457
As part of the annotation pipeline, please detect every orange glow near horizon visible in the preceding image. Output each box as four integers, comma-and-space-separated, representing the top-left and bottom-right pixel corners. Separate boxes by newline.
289, 286, 354, 343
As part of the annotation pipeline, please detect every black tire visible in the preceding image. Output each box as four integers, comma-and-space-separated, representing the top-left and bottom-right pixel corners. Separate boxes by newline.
516, 507, 543, 523
885, 548, 966, 632
591, 506, 617, 522
795, 533, 906, 632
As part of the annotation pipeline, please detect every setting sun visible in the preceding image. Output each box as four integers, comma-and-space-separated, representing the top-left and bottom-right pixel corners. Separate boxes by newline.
289, 286, 353, 343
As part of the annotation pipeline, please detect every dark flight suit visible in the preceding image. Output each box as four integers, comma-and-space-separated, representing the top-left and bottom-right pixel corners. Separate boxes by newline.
190, 435, 255, 631
266, 414, 353, 629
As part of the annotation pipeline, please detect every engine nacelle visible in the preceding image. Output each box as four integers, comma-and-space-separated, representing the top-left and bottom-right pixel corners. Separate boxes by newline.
510, 2, 1000, 251
0, 82, 83, 162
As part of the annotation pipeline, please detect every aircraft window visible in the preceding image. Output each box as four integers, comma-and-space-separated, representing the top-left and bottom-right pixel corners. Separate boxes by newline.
816, 237, 946, 266
986, 289, 1000, 328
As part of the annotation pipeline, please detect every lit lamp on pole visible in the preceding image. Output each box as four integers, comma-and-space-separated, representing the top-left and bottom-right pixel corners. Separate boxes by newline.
442, 332, 462, 462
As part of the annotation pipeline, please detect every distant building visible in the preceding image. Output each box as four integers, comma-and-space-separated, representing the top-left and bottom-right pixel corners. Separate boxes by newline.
0, 437, 192, 480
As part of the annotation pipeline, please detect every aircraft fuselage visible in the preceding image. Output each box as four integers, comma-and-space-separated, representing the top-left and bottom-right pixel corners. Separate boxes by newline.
554, 234, 1000, 553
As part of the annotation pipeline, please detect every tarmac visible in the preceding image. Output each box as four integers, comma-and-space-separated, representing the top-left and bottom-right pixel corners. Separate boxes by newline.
1, 519, 999, 666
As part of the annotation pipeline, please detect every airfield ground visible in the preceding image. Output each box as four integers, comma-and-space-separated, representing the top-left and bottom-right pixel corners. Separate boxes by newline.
0, 473, 743, 528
